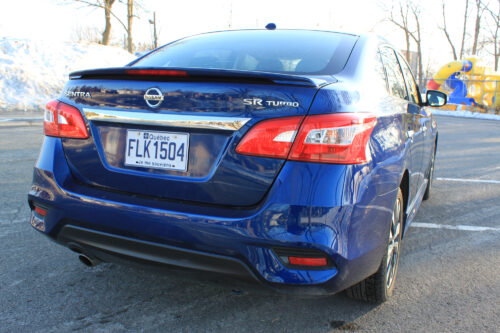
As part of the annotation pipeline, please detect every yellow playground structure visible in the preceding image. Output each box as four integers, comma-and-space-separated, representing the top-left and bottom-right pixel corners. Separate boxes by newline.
427, 58, 500, 109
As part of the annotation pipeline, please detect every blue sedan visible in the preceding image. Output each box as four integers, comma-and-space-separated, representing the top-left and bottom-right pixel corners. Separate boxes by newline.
28, 29, 447, 303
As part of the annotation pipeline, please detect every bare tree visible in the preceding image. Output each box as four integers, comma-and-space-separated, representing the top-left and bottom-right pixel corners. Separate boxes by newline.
102, 0, 115, 45
388, 0, 425, 86
69, 0, 117, 45
71, 25, 102, 44
389, 1, 412, 62
424, 55, 436, 81
440, 0, 458, 60
122, 0, 145, 53
460, 0, 470, 59
410, 4, 424, 87
67, 0, 141, 53
485, 0, 500, 70
126, 0, 134, 53
472, 0, 488, 55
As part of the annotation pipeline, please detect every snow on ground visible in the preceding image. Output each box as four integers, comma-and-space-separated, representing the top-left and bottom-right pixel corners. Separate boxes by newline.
0, 38, 135, 112
432, 109, 500, 121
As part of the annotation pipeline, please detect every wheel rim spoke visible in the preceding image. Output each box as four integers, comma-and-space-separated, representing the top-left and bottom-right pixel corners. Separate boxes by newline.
386, 243, 393, 266
394, 220, 400, 240
386, 197, 402, 290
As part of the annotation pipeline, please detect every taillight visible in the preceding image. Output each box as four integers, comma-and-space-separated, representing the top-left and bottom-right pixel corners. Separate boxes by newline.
289, 113, 376, 164
235, 116, 304, 158
236, 113, 376, 164
44, 100, 89, 139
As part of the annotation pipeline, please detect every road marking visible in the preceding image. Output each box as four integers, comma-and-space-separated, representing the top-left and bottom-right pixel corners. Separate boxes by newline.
436, 177, 500, 184
412, 222, 500, 232
0, 117, 43, 122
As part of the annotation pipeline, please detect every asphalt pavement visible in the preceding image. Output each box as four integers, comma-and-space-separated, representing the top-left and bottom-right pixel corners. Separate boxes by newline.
0, 115, 499, 332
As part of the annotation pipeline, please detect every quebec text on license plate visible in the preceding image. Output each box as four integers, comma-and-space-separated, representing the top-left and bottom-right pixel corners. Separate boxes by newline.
124, 130, 189, 171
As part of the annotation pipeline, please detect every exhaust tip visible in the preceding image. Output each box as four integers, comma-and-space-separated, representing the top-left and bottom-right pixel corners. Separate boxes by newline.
78, 254, 99, 267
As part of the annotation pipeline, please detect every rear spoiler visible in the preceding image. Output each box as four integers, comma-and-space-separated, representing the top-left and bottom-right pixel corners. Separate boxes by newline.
68, 67, 328, 87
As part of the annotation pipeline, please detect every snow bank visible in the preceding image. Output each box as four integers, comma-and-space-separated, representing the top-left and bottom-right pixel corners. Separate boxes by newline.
432, 109, 500, 121
0, 38, 135, 112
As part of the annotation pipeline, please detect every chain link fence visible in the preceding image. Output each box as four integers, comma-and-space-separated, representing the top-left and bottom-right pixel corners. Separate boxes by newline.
422, 78, 500, 114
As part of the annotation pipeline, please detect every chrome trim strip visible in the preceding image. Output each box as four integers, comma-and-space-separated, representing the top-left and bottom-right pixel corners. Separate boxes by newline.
83, 108, 251, 131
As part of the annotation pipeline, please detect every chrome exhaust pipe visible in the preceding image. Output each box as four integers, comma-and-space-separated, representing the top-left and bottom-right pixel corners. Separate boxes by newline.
67, 243, 101, 267
78, 254, 101, 267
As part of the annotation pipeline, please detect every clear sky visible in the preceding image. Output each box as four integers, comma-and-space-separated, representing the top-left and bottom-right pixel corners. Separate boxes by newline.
0, 0, 497, 71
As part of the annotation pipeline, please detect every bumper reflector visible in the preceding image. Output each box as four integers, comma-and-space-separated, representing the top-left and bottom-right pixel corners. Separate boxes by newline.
288, 256, 328, 267
274, 247, 333, 270
34, 206, 47, 216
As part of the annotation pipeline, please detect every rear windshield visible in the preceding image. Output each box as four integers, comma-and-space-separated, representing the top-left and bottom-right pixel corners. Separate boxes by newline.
132, 30, 358, 75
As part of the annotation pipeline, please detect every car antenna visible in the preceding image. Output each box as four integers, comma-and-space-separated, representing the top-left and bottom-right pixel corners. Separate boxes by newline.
265, 23, 276, 30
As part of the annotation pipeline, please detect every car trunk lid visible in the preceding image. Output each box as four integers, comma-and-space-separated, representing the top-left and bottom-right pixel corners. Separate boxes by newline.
60, 68, 328, 206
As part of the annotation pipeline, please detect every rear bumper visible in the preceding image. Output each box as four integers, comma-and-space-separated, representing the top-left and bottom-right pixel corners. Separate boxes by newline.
28, 136, 398, 295
57, 224, 258, 281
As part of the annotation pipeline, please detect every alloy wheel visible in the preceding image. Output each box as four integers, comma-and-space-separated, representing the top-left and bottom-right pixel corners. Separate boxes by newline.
386, 196, 402, 290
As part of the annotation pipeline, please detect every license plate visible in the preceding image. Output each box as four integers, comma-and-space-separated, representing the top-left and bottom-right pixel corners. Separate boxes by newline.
124, 130, 189, 171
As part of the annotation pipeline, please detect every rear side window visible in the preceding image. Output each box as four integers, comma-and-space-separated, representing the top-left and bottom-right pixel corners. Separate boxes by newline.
376, 50, 389, 93
133, 30, 358, 75
380, 47, 408, 100
397, 54, 421, 105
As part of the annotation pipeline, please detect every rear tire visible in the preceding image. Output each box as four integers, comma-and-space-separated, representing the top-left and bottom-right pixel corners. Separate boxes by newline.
423, 145, 436, 201
345, 188, 404, 303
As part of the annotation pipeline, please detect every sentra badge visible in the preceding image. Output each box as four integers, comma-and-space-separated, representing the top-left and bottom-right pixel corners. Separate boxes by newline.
66, 90, 91, 98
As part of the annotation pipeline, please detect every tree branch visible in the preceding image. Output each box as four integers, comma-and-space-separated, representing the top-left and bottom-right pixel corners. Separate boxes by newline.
440, 0, 458, 60
460, 0, 469, 59
71, 0, 128, 32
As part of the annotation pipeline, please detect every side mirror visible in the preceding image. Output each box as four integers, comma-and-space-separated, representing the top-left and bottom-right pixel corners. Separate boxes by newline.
425, 90, 447, 107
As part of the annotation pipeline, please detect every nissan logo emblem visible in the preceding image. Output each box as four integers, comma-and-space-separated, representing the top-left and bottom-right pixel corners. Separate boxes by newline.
144, 87, 164, 108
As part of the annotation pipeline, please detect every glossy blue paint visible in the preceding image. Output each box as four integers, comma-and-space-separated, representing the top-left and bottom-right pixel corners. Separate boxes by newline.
59, 81, 318, 206
28, 31, 437, 294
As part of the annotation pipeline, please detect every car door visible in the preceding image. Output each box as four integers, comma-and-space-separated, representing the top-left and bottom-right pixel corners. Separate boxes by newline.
396, 53, 434, 189
380, 47, 424, 205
